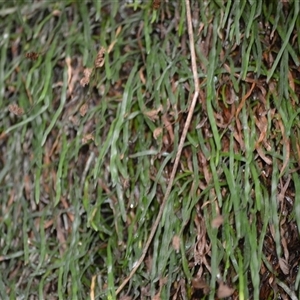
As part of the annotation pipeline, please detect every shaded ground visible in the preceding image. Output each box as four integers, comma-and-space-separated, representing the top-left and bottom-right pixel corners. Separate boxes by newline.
1, 1, 300, 299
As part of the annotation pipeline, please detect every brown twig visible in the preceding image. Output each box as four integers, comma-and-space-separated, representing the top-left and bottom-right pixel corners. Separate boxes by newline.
116, 0, 200, 295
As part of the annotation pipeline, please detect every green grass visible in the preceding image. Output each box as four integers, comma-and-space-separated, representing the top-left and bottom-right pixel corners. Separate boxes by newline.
1, 0, 300, 299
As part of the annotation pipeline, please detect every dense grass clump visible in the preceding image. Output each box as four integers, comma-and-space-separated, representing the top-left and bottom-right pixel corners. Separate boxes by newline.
1, 1, 300, 299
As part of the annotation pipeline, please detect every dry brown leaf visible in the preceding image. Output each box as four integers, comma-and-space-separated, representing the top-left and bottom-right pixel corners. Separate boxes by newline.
152, 0, 161, 10
217, 282, 235, 298
235, 82, 256, 148
172, 235, 180, 251
144, 107, 162, 121
25, 51, 39, 60
82, 133, 94, 144
80, 77, 89, 87
67, 57, 81, 95
162, 113, 174, 144
94, 47, 106, 68
281, 232, 289, 262
162, 135, 169, 146
256, 146, 272, 165
192, 277, 210, 291
254, 112, 268, 149
8, 103, 24, 116
66, 56, 72, 91
56, 216, 67, 256
60, 196, 74, 223
139, 67, 146, 84
115, 25, 122, 38
211, 215, 224, 229
69, 115, 79, 126
279, 257, 289, 275
80, 68, 93, 87
278, 118, 290, 176
288, 70, 295, 92
152, 293, 160, 300
52, 9, 61, 16
107, 26, 122, 53
194, 213, 211, 273
233, 130, 245, 150
268, 274, 274, 285
24, 174, 31, 200
151, 277, 167, 300
90, 275, 96, 300
269, 224, 275, 240
80, 103, 88, 117
198, 150, 211, 185
153, 127, 162, 140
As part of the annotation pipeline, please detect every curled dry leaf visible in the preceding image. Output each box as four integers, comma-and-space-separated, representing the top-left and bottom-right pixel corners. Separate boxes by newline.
278, 257, 289, 275
80, 68, 93, 87
82, 133, 94, 144
79, 103, 88, 117
143, 106, 162, 122
94, 47, 106, 68
8, 104, 24, 116
144, 110, 159, 121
